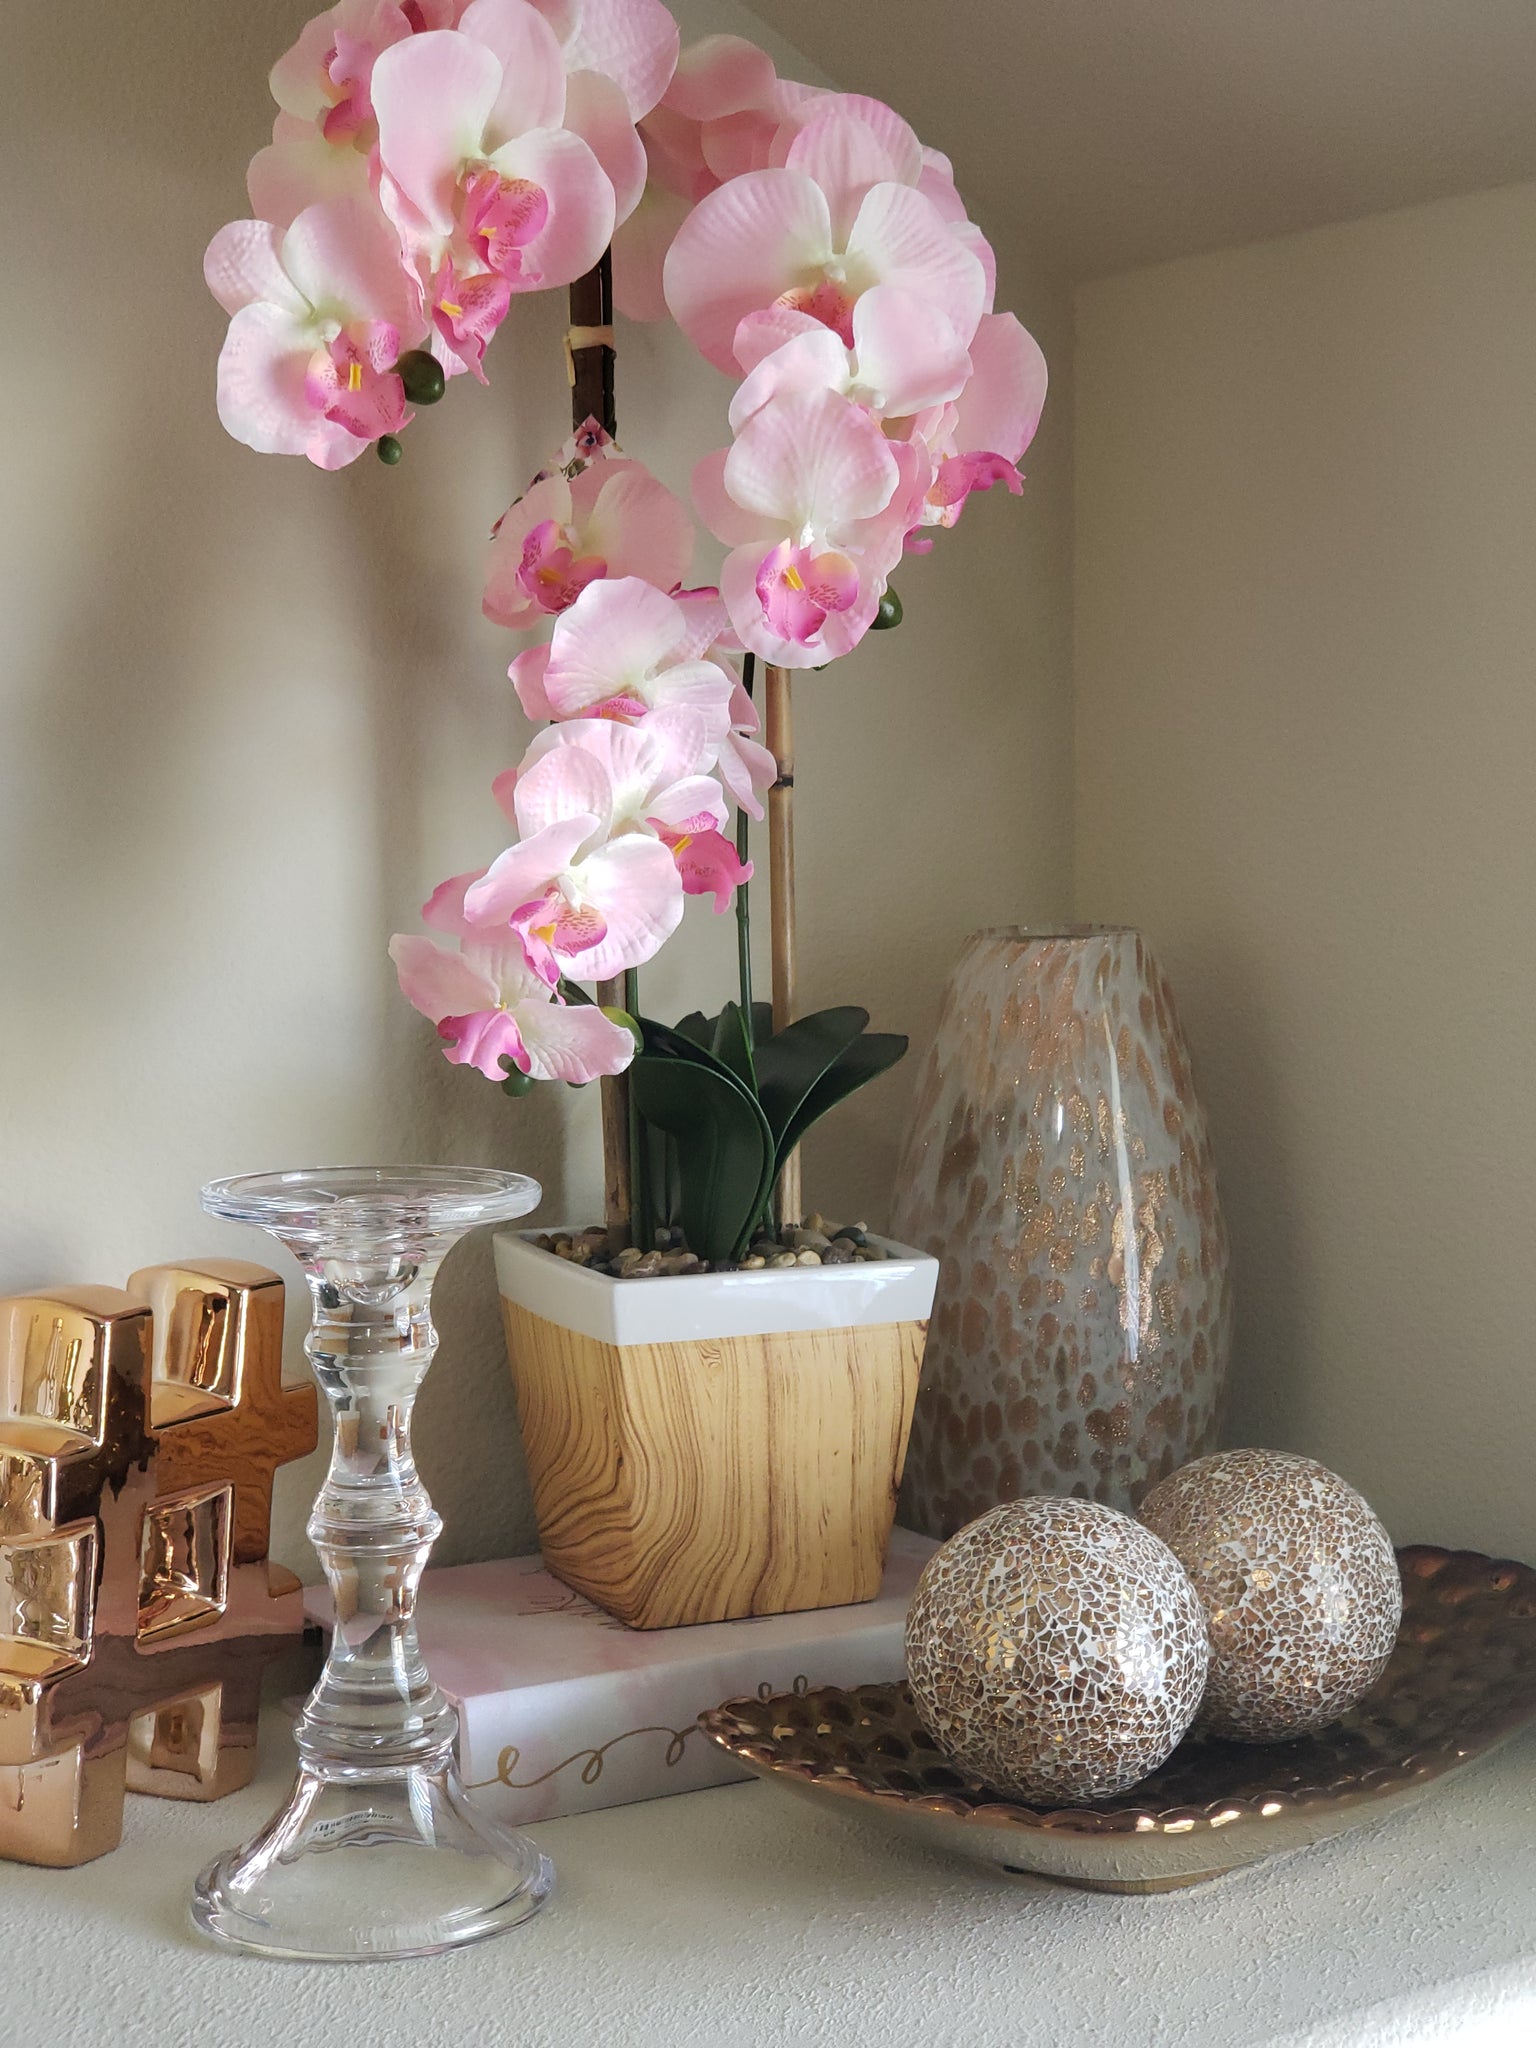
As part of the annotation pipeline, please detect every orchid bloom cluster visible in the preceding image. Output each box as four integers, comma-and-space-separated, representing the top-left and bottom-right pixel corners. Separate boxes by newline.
394, 426, 776, 1086
205, 0, 678, 463
208, 5, 1047, 1086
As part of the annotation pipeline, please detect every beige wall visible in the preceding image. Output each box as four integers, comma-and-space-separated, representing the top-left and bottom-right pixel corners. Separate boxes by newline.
0, 1, 1073, 1577
1074, 182, 1536, 1559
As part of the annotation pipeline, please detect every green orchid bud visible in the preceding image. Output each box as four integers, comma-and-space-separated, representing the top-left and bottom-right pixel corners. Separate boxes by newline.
601, 1006, 644, 1051
376, 434, 403, 466
396, 350, 446, 406
872, 586, 903, 630
500, 1065, 537, 1097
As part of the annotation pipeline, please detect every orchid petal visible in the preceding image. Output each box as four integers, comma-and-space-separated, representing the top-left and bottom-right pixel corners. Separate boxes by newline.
954, 311, 1049, 463
560, 833, 683, 978
663, 168, 833, 373
390, 933, 499, 1023
665, 826, 750, 912
851, 284, 972, 417
514, 995, 637, 1082
204, 220, 303, 318
698, 105, 782, 185
691, 448, 781, 548
731, 303, 823, 376
489, 127, 616, 289
722, 389, 900, 528
438, 1007, 531, 1080
949, 218, 997, 316
645, 773, 728, 835
535, 0, 680, 119
432, 267, 513, 379
715, 731, 776, 819
544, 576, 687, 700
281, 199, 422, 333
917, 145, 968, 224
662, 33, 775, 120
614, 661, 736, 731
775, 93, 923, 187
464, 814, 598, 922
510, 644, 556, 719
634, 705, 717, 776
215, 302, 329, 459
512, 740, 615, 838
843, 183, 988, 348
582, 462, 695, 593
563, 68, 648, 225
246, 137, 377, 229
729, 327, 850, 430
372, 30, 502, 236
421, 869, 483, 935
720, 543, 884, 668
781, 105, 910, 242
671, 586, 735, 659
270, 13, 343, 123
457, 0, 568, 134
484, 472, 575, 628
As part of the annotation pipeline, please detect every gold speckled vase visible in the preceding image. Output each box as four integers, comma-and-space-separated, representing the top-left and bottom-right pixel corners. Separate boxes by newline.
892, 928, 1232, 1536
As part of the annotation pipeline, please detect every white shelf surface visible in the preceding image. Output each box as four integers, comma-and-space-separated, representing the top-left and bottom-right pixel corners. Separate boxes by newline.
1, 1713, 1533, 2048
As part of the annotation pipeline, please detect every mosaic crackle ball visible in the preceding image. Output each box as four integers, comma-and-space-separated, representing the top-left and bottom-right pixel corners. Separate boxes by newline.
1140, 1449, 1402, 1743
904, 1497, 1209, 1803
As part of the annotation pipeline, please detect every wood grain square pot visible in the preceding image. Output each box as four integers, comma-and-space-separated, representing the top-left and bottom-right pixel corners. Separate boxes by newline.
496, 1231, 938, 1629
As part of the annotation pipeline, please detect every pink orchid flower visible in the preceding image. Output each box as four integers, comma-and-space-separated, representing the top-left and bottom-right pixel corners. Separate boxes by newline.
391, 872, 636, 1083
693, 389, 913, 667
371, 2, 615, 379
514, 0, 679, 226
904, 311, 1048, 541
205, 200, 425, 467
463, 734, 684, 979
510, 578, 738, 732
252, 1, 463, 224
269, 1, 463, 144
524, 0, 680, 121
513, 714, 749, 911
484, 454, 694, 630
662, 96, 989, 373
730, 284, 973, 429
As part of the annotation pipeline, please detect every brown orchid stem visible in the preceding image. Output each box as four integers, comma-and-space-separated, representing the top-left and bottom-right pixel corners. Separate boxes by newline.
765, 662, 801, 1233
568, 252, 631, 1250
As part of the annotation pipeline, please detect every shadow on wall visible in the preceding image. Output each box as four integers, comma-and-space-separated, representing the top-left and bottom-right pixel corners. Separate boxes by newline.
1178, 925, 1310, 1457
2, 0, 570, 1568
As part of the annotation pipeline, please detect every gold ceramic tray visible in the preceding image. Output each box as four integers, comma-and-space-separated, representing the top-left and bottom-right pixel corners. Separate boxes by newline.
700, 1546, 1536, 1892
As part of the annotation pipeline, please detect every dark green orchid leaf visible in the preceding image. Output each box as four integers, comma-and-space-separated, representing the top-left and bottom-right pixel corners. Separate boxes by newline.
775, 1032, 908, 1170
750, 1000, 775, 1045
629, 1053, 775, 1264
673, 1009, 713, 1048
710, 1000, 756, 1092
640, 1015, 747, 1088
752, 1007, 870, 1147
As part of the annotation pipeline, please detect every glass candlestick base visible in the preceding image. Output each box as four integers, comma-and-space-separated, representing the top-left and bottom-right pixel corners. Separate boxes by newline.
192, 1167, 551, 1962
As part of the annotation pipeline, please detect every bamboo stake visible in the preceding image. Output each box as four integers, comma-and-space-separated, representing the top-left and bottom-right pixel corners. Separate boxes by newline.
765, 662, 801, 1232
567, 254, 631, 1249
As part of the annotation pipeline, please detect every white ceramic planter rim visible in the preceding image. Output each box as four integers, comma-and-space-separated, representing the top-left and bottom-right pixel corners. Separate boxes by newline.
495, 1227, 939, 1348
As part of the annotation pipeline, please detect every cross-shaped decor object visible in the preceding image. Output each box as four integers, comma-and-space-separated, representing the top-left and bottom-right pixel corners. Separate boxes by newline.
0, 1262, 317, 1866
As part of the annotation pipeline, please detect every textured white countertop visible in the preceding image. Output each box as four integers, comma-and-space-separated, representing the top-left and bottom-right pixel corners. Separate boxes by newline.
2, 1714, 1533, 2048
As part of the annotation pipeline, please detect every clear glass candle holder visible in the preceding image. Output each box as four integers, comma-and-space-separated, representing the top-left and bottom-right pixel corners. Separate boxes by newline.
191, 1166, 551, 1961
